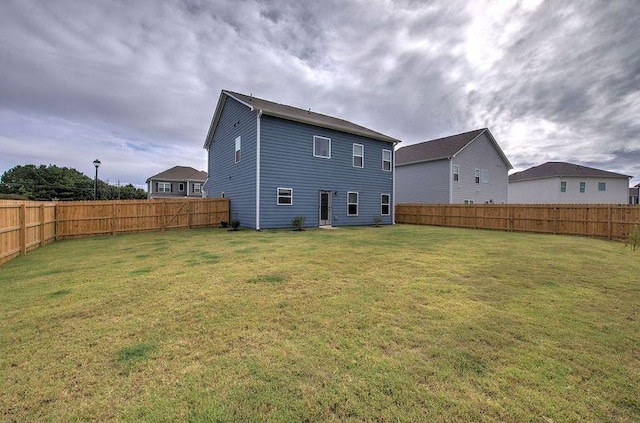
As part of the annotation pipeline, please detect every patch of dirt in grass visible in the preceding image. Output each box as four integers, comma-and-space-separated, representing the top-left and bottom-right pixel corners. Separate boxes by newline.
248, 274, 286, 284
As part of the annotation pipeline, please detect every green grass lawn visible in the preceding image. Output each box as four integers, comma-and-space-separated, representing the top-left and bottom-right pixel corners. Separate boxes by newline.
1, 225, 639, 422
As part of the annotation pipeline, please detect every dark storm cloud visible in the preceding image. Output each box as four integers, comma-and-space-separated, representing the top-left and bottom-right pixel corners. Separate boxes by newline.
0, 0, 639, 185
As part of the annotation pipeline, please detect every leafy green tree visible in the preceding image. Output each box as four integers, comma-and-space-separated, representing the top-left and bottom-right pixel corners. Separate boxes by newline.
0, 165, 147, 200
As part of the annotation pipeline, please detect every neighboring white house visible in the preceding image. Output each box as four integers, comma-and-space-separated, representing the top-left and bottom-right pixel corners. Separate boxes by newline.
395, 128, 513, 204
508, 162, 631, 204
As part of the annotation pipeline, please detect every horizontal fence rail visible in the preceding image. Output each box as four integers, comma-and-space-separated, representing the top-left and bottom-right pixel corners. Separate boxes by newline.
396, 203, 640, 241
0, 198, 229, 265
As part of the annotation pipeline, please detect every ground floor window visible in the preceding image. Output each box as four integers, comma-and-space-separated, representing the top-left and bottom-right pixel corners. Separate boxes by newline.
194, 183, 201, 193
347, 192, 358, 215
277, 187, 293, 205
381, 193, 390, 215
598, 182, 606, 191
158, 182, 171, 192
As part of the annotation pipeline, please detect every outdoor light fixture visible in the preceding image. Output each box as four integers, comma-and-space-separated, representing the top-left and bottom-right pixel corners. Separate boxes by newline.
93, 159, 101, 200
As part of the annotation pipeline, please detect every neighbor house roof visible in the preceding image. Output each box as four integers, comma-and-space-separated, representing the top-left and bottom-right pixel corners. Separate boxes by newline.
146, 166, 207, 183
395, 128, 512, 168
509, 162, 631, 183
204, 90, 401, 148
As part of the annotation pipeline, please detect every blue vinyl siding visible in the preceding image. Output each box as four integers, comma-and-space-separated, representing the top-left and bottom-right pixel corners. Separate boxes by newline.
259, 116, 394, 228
206, 97, 257, 227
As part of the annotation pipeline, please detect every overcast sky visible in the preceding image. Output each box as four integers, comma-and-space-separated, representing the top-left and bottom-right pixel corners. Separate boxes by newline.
1, 0, 639, 188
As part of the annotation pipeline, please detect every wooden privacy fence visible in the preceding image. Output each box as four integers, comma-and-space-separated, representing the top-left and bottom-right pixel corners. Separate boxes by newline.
396, 203, 640, 241
0, 198, 229, 265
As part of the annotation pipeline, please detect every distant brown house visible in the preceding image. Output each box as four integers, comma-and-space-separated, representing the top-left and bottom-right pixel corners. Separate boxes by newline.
146, 166, 207, 199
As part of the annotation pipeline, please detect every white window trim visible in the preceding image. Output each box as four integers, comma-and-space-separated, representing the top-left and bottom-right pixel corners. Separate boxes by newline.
382, 149, 392, 172
481, 169, 489, 183
353, 143, 364, 168
277, 187, 293, 206
313, 135, 331, 159
598, 182, 606, 192
235, 136, 241, 163
381, 193, 391, 216
579, 181, 586, 193
158, 182, 171, 193
560, 181, 567, 193
193, 183, 201, 193
453, 165, 459, 181
178, 183, 185, 191
347, 191, 359, 216
475, 169, 480, 184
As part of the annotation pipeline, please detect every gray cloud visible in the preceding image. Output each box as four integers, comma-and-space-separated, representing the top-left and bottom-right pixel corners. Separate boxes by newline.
1, 0, 639, 186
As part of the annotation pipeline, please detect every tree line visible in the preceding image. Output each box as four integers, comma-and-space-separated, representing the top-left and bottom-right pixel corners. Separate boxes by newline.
0, 164, 148, 201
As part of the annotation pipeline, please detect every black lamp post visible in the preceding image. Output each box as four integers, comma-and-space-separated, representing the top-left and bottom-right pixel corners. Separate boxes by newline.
93, 159, 101, 200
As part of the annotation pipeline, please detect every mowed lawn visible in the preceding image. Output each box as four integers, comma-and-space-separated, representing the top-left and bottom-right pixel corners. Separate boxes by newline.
1, 225, 639, 422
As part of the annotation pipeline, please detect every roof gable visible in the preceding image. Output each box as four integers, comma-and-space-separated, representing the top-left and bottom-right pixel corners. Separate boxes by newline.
395, 128, 512, 168
204, 90, 400, 148
509, 162, 631, 182
146, 166, 207, 183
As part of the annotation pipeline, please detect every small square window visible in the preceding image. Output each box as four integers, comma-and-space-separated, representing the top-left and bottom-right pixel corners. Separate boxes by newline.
277, 188, 292, 205
382, 149, 392, 171
580, 181, 586, 193
381, 193, 390, 216
353, 144, 364, 168
347, 192, 358, 216
560, 181, 567, 193
598, 182, 606, 191
313, 136, 331, 158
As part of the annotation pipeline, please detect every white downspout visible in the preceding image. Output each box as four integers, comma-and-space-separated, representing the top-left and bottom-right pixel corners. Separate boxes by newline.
449, 158, 453, 203
256, 110, 262, 230
392, 143, 397, 224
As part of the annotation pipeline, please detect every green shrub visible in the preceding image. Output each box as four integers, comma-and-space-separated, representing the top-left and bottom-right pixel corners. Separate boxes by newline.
291, 216, 306, 231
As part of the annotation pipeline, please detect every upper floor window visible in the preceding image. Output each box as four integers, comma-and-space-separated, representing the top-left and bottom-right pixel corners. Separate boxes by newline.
580, 181, 586, 193
598, 182, 606, 191
481, 170, 489, 183
347, 192, 359, 216
313, 136, 331, 158
353, 144, 364, 168
382, 149, 392, 172
475, 169, 480, 184
453, 165, 459, 181
194, 183, 201, 193
235, 136, 241, 163
158, 182, 171, 193
560, 181, 567, 192
381, 193, 391, 215
277, 187, 293, 205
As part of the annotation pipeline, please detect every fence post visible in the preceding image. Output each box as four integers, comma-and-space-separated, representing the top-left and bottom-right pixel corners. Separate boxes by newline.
20, 203, 27, 255
554, 206, 559, 235
187, 201, 192, 229
162, 200, 166, 231
441, 205, 446, 226
607, 205, 612, 240
39, 204, 45, 247
474, 205, 478, 229
112, 202, 117, 235
510, 206, 514, 232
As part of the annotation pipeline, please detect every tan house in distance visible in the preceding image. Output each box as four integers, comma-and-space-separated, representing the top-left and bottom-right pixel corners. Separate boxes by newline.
146, 166, 207, 199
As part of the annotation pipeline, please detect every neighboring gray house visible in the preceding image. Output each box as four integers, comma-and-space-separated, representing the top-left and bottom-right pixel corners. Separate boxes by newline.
203, 90, 400, 229
146, 166, 207, 199
509, 162, 631, 204
629, 183, 639, 205
395, 128, 512, 204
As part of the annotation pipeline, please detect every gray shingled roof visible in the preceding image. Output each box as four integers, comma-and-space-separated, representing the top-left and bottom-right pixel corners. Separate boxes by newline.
509, 162, 631, 182
395, 128, 512, 168
204, 90, 400, 148
146, 166, 207, 183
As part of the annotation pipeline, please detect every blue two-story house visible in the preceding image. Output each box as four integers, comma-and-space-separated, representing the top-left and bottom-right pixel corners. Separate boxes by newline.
203, 90, 400, 229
